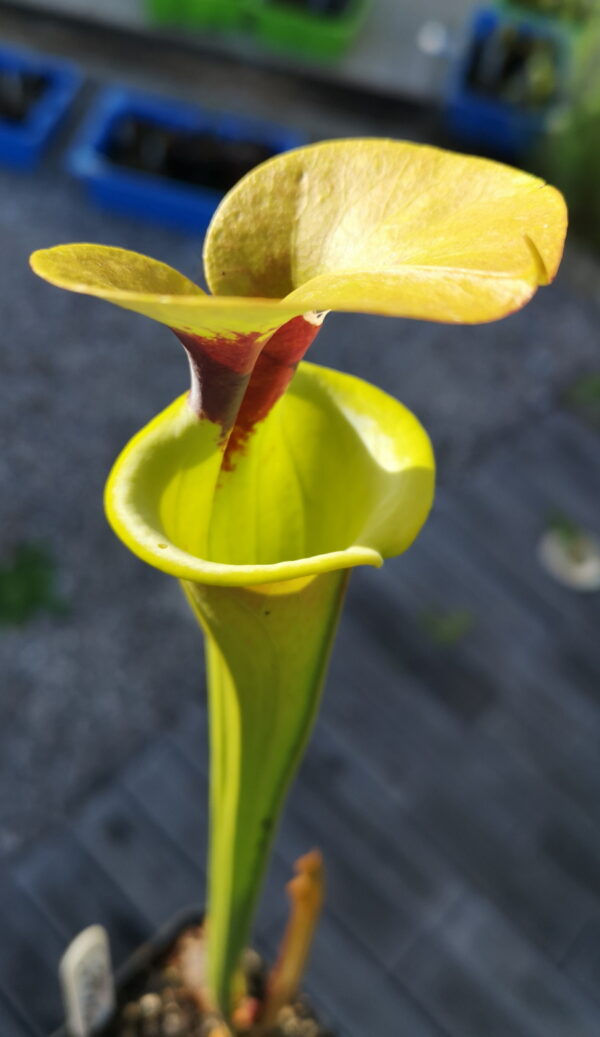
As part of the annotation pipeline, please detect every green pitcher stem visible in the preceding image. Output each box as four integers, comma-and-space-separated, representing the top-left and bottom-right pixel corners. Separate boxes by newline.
182, 570, 349, 1017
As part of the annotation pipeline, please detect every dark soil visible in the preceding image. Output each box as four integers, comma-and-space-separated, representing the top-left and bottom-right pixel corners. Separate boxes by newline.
101, 926, 334, 1037
105, 117, 275, 192
0, 68, 48, 124
466, 26, 559, 109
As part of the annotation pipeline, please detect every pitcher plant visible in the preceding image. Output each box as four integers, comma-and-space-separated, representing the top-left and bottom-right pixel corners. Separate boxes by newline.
31, 139, 566, 1029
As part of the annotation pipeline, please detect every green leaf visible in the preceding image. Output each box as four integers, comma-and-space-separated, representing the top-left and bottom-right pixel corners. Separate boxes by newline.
0, 543, 68, 626
563, 372, 600, 430
419, 606, 474, 647
183, 570, 347, 1013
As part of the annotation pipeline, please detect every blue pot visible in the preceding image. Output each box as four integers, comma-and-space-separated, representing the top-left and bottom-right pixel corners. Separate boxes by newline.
0, 45, 81, 171
66, 86, 304, 234
445, 6, 569, 158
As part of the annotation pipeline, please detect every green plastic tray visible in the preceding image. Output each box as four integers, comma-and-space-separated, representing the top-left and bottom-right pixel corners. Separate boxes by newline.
145, 0, 184, 24
252, 0, 371, 60
145, 0, 244, 30
183, 0, 245, 29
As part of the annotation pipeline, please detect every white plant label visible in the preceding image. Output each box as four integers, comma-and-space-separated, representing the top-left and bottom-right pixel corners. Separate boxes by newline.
59, 925, 116, 1036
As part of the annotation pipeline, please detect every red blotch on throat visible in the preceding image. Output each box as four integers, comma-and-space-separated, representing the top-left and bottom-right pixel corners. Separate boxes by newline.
174, 316, 321, 465
224, 315, 320, 467
175, 330, 265, 436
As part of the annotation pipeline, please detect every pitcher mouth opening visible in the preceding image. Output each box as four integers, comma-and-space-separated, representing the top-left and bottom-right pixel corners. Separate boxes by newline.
105, 362, 435, 587
104, 422, 382, 588
106, 464, 384, 587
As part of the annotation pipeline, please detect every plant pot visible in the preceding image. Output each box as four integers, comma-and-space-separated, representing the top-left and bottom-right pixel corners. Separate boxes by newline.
51, 906, 334, 1036
444, 5, 568, 158
498, 0, 593, 26
144, 0, 186, 25
145, 0, 245, 30
0, 44, 81, 170
51, 907, 202, 1037
181, 0, 246, 30
66, 86, 304, 233
251, 0, 372, 61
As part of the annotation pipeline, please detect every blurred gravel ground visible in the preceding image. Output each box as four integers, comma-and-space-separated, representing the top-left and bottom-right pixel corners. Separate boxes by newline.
0, 28, 599, 859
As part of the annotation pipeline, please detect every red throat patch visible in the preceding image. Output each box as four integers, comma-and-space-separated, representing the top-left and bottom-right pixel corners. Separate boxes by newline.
175, 329, 265, 437
224, 316, 321, 468
174, 315, 321, 466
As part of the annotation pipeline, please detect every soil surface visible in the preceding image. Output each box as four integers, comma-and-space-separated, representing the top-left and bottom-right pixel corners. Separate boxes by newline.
104, 927, 333, 1037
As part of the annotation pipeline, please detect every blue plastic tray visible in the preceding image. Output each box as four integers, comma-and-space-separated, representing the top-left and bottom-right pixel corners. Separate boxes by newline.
445, 7, 568, 158
66, 87, 304, 234
0, 46, 81, 170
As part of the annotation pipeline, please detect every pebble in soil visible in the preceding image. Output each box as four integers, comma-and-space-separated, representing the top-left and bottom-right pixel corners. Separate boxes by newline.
102, 928, 335, 1037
